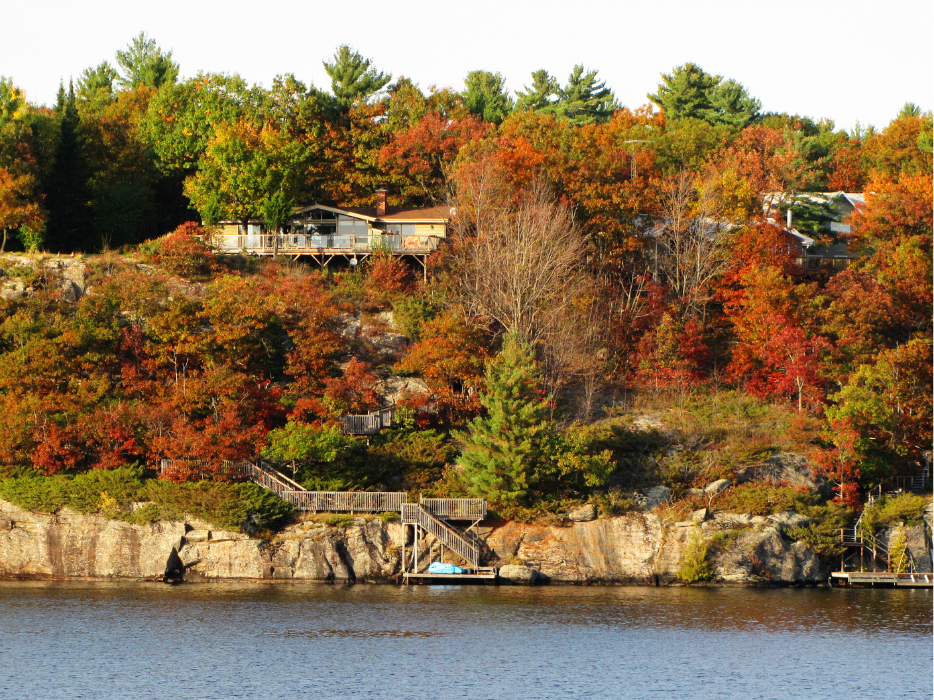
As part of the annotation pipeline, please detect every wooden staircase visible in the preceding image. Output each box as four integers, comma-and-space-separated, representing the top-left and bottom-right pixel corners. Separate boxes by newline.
401, 503, 480, 566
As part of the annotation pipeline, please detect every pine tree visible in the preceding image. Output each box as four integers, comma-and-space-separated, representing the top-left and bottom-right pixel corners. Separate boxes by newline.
45, 81, 91, 252
115, 32, 179, 89
707, 79, 761, 128
455, 335, 553, 505
649, 63, 720, 121
550, 65, 618, 126
650, 63, 760, 128
76, 61, 119, 107
323, 45, 390, 108
515, 69, 558, 112
461, 70, 513, 124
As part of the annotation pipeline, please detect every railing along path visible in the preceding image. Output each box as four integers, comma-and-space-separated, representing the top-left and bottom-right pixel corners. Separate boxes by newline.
159, 459, 405, 514
419, 497, 486, 520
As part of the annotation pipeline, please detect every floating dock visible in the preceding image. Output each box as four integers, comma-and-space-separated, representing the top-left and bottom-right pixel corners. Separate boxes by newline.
830, 571, 933, 588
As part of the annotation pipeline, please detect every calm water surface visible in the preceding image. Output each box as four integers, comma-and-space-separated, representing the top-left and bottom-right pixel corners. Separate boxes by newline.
0, 582, 930, 700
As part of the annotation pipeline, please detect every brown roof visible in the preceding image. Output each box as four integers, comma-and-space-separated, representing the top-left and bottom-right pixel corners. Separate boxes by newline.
296, 203, 452, 222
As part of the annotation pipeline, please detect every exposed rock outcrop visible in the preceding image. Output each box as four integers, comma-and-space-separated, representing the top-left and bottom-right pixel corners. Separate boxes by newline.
3, 497, 919, 586
0, 499, 402, 582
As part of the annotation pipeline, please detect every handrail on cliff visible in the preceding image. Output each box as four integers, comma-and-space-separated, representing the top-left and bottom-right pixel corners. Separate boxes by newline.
158, 459, 405, 514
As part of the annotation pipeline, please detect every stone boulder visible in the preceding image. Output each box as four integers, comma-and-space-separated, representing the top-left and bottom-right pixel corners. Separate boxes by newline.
498, 564, 542, 585
713, 512, 752, 527
567, 504, 597, 522
769, 511, 812, 529
0, 278, 26, 301
712, 526, 829, 583
735, 453, 826, 492
705, 479, 732, 495
644, 486, 671, 510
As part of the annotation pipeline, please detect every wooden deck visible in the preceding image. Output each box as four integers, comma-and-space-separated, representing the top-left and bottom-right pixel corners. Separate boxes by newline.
830, 571, 933, 588
213, 233, 441, 257
403, 568, 499, 584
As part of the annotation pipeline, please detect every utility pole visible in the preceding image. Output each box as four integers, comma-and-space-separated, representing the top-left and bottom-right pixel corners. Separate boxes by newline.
622, 140, 651, 180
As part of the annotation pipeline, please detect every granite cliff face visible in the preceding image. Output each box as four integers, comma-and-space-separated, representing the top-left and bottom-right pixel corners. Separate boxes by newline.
482, 513, 831, 584
2, 498, 928, 585
0, 499, 402, 582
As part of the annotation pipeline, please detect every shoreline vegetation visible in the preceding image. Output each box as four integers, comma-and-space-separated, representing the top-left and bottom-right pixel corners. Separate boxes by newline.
0, 36, 931, 584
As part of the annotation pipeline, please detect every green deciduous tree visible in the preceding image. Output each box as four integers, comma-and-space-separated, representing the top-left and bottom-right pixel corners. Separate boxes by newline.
183, 120, 303, 228
261, 421, 351, 480
455, 335, 552, 505
323, 45, 390, 108
115, 32, 179, 90
461, 70, 513, 124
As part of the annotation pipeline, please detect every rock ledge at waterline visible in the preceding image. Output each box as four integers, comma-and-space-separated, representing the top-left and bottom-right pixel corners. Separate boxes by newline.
2, 497, 898, 585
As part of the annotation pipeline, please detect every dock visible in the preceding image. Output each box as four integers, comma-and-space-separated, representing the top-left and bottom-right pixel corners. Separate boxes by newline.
830, 571, 933, 588
403, 567, 499, 585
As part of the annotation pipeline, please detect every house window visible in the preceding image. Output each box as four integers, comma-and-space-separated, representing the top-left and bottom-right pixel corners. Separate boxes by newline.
385, 223, 416, 236
337, 215, 369, 236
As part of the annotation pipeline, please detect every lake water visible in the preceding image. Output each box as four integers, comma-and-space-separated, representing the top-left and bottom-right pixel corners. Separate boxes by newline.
0, 582, 930, 700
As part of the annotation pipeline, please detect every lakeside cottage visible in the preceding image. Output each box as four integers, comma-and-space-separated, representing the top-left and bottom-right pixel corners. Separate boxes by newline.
214, 187, 452, 276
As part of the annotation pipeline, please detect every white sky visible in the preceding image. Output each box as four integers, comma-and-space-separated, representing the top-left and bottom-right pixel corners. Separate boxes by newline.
3, 0, 932, 132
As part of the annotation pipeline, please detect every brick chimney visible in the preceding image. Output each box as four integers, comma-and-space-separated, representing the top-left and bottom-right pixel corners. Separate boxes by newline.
376, 186, 388, 217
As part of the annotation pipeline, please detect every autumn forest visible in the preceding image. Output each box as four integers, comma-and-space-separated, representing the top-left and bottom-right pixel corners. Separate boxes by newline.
0, 34, 931, 521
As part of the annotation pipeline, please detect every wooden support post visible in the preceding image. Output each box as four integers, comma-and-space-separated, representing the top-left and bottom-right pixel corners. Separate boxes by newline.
401, 524, 406, 575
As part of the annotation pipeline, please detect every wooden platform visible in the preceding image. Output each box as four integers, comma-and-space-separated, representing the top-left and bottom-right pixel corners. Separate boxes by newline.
831, 571, 933, 588
403, 569, 498, 585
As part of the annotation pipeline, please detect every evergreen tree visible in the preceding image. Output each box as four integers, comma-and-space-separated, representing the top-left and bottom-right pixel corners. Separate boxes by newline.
897, 102, 922, 119
649, 63, 720, 121
44, 81, 91, 252
707, 78, 761, 128
650, 63, 761, 128
323, 45, 390, 108
115, 32, 179, 90
515, 69, 558, 112
455, 335, 553, 505
461, 70, 513, 124
549, 65, 619, 126
76, 61, 119, 107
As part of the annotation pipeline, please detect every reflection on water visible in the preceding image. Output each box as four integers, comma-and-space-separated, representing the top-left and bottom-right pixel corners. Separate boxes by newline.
0, 582, 930, 700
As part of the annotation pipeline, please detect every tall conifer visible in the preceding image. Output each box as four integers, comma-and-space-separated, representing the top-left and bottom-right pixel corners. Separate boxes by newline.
455, 335, 552, 505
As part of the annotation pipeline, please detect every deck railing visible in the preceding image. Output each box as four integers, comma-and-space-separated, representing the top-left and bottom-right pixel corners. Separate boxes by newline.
420, 497, 487, 520
401, 503, 479, 566
213, 233, 441, 255
340, 406, 394, 435
283, 490, 406, 513
159, 459, 405, 513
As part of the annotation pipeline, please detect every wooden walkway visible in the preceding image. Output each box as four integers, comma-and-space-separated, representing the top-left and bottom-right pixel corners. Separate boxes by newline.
159, 459, 406, 513
159, 458, 492, 583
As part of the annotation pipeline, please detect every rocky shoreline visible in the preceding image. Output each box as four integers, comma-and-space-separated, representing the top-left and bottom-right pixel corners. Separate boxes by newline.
5, 497, 928, 586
